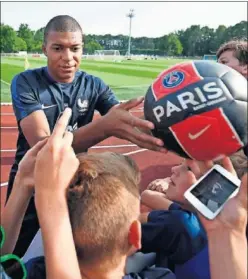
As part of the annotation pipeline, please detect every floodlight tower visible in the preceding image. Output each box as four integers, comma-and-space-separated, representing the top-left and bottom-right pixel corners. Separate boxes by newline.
126, 9, 135, 58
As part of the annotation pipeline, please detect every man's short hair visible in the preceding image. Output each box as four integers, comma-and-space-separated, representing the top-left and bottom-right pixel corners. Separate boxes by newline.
216, 40, 248, 65
44, 15, 83, 44
67, 152, 140, 268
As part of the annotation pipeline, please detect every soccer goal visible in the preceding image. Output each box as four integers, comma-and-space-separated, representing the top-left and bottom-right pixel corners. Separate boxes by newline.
203, 54, 217, 61
94, 50, 123, 62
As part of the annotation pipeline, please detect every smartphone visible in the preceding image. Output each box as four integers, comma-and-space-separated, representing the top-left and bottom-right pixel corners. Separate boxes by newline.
184, 164, 241, 220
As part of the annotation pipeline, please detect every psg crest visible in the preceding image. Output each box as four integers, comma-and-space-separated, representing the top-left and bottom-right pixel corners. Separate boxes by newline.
163, 71, 185, 88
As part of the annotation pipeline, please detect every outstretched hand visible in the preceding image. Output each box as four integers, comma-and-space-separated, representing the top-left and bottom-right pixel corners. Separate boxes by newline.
103, 97, 167, 152
199, 172, 247, 235
187, 156, 247, 235
34, 108, 79, 196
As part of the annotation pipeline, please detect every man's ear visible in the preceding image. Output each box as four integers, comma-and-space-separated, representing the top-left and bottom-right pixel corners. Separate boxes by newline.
42, 44, 47, 56
128, 220, 142, 251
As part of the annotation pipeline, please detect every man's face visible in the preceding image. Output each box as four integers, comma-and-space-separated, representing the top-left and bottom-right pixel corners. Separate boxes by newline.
43, 31, 83, 83
166, 160, 196, 203
218, 50, 247, 78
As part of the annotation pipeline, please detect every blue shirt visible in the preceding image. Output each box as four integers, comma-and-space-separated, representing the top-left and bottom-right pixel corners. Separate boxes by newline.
10, 67, 118, 180
141, 203, 207, 264
123, 267, 176, 278
141, 203, 210, 279
25, 256, 176, 279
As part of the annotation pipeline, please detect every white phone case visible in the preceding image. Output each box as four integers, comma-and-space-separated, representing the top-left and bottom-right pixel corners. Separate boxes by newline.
184, 164, 241, 219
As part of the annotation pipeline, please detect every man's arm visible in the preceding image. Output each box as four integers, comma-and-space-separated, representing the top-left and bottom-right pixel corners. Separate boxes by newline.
11, 73, 51, 147
20, 111, 50, 147
13, 73, 165, 152
72, 97, 166, 153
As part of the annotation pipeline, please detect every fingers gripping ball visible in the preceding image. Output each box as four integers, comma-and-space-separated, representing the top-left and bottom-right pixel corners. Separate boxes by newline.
144, 61, 248, 161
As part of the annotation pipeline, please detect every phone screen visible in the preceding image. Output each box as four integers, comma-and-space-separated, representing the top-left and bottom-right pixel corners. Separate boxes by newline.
190, 169, 239, 213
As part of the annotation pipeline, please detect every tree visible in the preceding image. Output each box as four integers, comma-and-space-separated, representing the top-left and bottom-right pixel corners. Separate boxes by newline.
166, 34, 183, 55
17, 23, 34, 51
13, 36, 27, 52
0, 24, 17, 52
84, 40, 103, 54
34, 27, 45, 43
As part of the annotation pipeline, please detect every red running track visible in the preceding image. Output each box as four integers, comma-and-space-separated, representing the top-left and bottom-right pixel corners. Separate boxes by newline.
0, 104, 182, 210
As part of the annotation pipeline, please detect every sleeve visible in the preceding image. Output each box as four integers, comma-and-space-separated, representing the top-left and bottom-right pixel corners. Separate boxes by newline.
141, 209, 207, 264
11, 73, 42, 122
95, 78, 119, 115
168, 202, 182, 211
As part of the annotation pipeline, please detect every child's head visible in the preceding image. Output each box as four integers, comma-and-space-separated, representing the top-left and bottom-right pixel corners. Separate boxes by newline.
165, 159, 197, 203
67, 152, 141, 270
217, 40, 248, 78
166, 150, 247, 204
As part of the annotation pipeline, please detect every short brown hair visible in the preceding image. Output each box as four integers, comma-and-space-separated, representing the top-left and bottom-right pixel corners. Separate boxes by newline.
216, 40, 248, 65
67, 152, 140, 268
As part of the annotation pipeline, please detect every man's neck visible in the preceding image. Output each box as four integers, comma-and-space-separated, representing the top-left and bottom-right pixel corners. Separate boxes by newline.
79, 256, 127, 279
46, 67, 75, 83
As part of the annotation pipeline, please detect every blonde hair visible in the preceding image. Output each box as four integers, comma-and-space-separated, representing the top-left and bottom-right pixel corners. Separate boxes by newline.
67, 152, 140, 268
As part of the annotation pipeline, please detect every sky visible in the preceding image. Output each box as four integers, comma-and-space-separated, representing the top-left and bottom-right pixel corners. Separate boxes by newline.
1, 1, 247, 38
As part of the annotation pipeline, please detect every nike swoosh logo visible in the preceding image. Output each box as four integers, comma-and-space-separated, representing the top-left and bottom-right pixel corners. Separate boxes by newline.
42, 104, 57, 109
188, 124, 211, 140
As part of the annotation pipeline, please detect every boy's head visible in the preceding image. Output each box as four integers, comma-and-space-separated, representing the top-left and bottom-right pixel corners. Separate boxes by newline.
67, 152, 141, 270
217, 40, 248, 78
166, 151, 247, 204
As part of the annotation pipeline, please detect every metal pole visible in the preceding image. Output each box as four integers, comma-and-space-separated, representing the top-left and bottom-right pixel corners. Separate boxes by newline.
126, 9, 135, 58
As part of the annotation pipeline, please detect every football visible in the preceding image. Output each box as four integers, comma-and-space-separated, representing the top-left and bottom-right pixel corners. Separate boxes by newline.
144, 60, 248, 161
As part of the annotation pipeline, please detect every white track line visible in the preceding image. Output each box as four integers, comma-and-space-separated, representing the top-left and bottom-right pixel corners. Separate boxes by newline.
1, 80, 10, 86
1, 127, 18, 129
123, 149, 147, 156
0, 113, 15, 116
0, 144, 138, 153
0, 148, 148, 188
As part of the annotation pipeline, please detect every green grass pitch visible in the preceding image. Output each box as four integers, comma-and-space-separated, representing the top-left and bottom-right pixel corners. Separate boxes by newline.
1, 57, 189, 103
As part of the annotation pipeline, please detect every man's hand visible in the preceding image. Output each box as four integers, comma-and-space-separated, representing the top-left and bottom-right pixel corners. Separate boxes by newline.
102, 97, 167, 152
15, 138, 48, 192
34, 108, 79, 196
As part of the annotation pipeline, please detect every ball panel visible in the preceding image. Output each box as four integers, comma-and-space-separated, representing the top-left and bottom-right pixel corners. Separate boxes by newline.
145, 77, 235, 128
169, 108, 243, 161
152, 61, 203, 101
220, 70, 248, 101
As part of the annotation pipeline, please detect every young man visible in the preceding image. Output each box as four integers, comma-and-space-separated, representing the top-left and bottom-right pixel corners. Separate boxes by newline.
8, 15, 165, 257
217, 40, 248, 79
